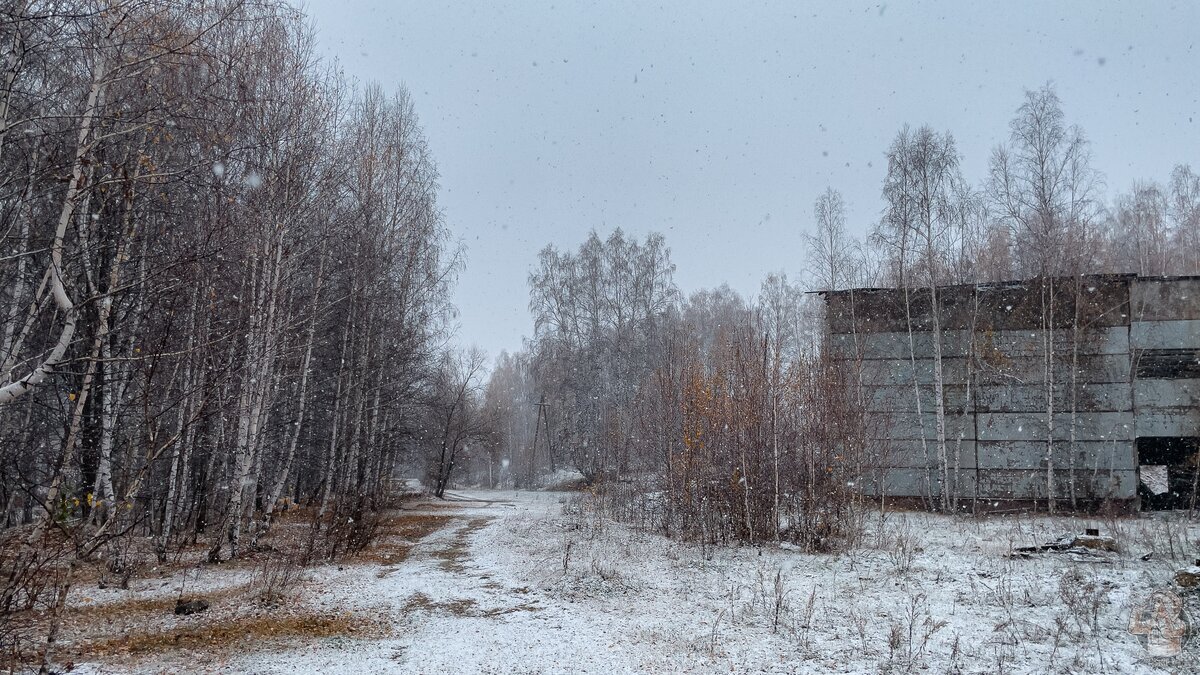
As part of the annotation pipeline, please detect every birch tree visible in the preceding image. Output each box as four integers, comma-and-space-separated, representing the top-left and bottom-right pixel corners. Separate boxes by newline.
879, 125, 962, 511
988, 84, 1102, 512
1167, 164, 1200, 275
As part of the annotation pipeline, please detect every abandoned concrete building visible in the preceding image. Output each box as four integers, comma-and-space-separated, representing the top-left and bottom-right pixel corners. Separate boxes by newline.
822, 274, 1200, 511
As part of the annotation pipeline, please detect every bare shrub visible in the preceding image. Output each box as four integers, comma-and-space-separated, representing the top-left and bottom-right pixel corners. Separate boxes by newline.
886, 517, 922, 575
561, 538, 574, 575
589, 557, 621, 584
0, 530, 75, 672
562, 490, 611, 541
772, 568, 790, 634
99, 529, 144, 591
849, 607, 870, 654
708, 608, 727, 656
616, 331, 878, 553
1142, 515, 1196, 563
750, 563, 794, 636
1056, 568, 1112, 638
884, 591, 946, 671
302, 498, 385, 563
251, 547, 304, 606
795, 585, 818, 652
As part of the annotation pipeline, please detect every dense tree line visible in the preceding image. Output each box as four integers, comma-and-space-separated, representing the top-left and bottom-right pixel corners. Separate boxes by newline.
0, 0, 459, 571
469, 230, 871, 550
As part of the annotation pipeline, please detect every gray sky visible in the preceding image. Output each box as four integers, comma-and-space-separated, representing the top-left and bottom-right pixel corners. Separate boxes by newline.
301, 0, 1199, 362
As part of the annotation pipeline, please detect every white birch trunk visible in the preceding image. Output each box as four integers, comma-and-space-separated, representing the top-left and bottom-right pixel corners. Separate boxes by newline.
223, 251, 263, 558
1044, 278, 1056, 514
1, 159, 38, 381
927, 278, 950, 512
261, 248, 325, 530
318, 292, 355, 518
0, 62, 107, 404
156, 286, 202, 557
902, 282, 934, 508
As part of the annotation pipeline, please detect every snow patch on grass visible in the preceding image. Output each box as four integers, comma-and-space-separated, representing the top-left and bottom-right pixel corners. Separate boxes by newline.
67, 492, 1200, 673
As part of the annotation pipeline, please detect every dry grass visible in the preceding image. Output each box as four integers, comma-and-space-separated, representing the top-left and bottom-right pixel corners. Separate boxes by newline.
269, 505, 318, 525
8, 507, 463, 670
70, 583, 251, 623
404, 592, 478, 616
479, 602, 540, 617
71, 610, 379, 659
434, 517, 493, 573
355, 513, 456, 564
4, 505, 453, 671
382, 513, 456, 541
402, 592, 538, 619
4, 576, 270, 670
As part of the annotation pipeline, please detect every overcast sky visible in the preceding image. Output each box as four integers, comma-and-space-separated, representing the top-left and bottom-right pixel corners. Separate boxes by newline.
300, 0, 1199, 363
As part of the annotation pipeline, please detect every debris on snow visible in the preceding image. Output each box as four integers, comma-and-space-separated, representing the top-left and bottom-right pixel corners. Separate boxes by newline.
1012, 532, 1119, 558
1175, 565, 1200, 589
174, 598, 210, 615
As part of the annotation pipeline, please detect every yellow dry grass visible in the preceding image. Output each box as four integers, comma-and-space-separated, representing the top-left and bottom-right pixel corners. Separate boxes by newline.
71, 610, 379, 659
72, 583, 250, 623
434, 517, 493, 573
403, 591, 478, 616
354, 513, 456, 564
402, 591, 539, 619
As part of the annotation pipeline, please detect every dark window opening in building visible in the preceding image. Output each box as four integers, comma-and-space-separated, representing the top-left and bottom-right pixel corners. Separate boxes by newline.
1137, 437, 1200, 510
1134, 349, 1200, 379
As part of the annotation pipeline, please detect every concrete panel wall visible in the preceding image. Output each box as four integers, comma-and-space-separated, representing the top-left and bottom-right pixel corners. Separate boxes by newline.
975, 468, 1135, 500
879, 440, 979, 469
857, 468, 976, 498
974, 440, 1136, 471
866, 385, 969, 413
859, 466, 1134, 501
824, 276, 1132, 335
976, 383, 1132, 413
1131, 320, 1200, 349
864, 383, 1133, 414
867, 411, 975, 441
824, 275, 1195, 506
831, 326, 1130, 360
972, 278, 1131, 332
859, 358, 969, 386
1134, 379, 1200, 409
974, 326, 1130, 357
1135, 409, 1200, 437
1132, 278, 1200, 321
857, 354, 1130, 386
976, 412, 1133, 442
829, 331, 972, 360
975, 354, 1131, 385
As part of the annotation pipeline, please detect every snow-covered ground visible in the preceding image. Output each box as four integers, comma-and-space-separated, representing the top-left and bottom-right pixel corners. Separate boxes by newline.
71, 491, 1200, 673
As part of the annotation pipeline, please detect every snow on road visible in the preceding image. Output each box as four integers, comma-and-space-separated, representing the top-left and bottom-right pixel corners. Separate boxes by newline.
80, 491, 1200, 673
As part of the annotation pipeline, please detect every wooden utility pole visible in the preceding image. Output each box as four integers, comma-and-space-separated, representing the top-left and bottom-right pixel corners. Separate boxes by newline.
530, 396, 555, 484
